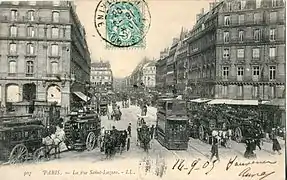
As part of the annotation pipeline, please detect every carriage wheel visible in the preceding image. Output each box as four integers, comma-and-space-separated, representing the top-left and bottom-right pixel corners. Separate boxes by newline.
234, 127, 243, 143
33, 147, 46, 162
198, 125, 205, 141
9, 144, 28, 164
127, 138, 130, 151
86, 132, 96, 151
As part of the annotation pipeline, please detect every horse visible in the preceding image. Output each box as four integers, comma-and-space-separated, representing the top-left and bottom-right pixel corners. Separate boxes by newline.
118, 131, 128, 154
104, 134, 114, 159
41, 128, 61, 160
138, 127, 151, 152
211, 129, 232, 148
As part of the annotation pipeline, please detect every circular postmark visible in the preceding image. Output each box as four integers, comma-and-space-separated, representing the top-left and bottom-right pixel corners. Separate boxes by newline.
94, 0, 151, 48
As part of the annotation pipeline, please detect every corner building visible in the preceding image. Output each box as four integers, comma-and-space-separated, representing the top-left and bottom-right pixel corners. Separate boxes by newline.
0, 1, 91, 114
187, 0, 285, 101
216, 0, 285, 100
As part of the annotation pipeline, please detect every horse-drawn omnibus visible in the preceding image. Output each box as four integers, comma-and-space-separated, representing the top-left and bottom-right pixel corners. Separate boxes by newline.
64, 112, 101, 151
156, 98, 189, 150
0, 118, 45, 164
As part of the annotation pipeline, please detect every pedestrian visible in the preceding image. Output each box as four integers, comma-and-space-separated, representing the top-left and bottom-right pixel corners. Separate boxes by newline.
255, 138, 261, 150
143, 104, 147, 116
150, 125, 155, 139
270, 128, 282, 155
127, 123, 132, 137
210, 136, 220, 162
244, 138, 256, 159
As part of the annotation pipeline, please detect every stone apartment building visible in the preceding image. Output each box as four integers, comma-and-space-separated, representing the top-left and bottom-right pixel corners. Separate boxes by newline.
186, 0, 285, 101
155, 48, 168, 94
90, 61, 113, 92
215, 0, 285, 101
174, 29, 189, 95
0, 1, 91, 114
165, 39, 178, 93
142, 61, 156, 90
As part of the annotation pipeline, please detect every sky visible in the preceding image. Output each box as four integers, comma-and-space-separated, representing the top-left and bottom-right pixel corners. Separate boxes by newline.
75, 0, 212, 78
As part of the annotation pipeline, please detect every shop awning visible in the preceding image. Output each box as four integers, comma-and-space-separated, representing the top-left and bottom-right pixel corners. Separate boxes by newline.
264, 99, 285, 109
189, 98, 211, 103
207, 99, 269, 106
73, 92, 90, 102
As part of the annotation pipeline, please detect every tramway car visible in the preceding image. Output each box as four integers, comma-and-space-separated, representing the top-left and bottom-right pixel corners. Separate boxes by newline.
156, 98, 189, 150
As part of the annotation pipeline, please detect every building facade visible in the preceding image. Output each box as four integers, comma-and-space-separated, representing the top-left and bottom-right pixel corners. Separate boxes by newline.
155, 48, 168, 94
0, 1, 91, 114
90, 61, 113, 92
142, 61, 156, 90
183, 0, 286, 101
215, 0, 285, 101
129, 57, 150, 87
166, 39, 178, 93
175, 28, 189, 95
187, 6, 218, 99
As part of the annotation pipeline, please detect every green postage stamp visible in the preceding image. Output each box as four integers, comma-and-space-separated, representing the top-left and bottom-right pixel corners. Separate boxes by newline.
94, 0, 151, 49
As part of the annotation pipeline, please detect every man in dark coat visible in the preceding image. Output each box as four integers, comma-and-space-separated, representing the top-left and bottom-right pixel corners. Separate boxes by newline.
270, 128, 282, 155
150, 125, 155, 139
127, 123, 132, 137
210, 136, 220, 161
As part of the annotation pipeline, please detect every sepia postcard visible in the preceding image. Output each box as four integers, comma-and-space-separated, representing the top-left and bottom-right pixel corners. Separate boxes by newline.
0, 0, 285, 180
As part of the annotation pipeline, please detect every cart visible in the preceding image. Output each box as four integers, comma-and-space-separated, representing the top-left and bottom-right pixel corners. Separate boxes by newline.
102, 129, 130, 155
64, 113, 101, 151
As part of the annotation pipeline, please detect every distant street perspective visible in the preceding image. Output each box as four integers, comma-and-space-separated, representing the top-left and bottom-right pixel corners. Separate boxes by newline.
0, 2, 285, 180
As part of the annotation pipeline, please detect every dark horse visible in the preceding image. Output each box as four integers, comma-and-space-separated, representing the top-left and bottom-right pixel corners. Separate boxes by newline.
104, 134, 114, 159
138, 126, 151, 152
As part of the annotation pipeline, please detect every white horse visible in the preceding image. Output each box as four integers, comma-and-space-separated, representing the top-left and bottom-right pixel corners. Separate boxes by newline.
211, 129, 232, 148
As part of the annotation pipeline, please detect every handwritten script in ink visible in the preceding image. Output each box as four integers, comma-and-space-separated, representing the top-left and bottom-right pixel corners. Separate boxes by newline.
172, 158, 219, 175
172, 156, 277, 180
226, 156, 277, 180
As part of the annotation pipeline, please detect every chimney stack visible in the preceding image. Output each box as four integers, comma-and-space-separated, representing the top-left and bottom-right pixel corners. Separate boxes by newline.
209, 2, 215, 10
196, 14, 201, 21
201, 8, 204, 15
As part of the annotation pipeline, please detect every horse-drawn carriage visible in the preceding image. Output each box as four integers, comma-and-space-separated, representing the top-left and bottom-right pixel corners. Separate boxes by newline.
111, 106, 122, 121
137, 125, 151, 152
0, 118, 45, 164
100, 103, 108, 116
0, 115, 65, 164
64, 113, 101, 151
187, 101, 264, 144
101, 129, 130, 158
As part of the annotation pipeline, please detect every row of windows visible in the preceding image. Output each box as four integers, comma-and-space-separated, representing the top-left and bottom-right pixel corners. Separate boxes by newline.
4, 1, 61, 6
91, 76, 111, 80
221, 85, 276, 99
8, 43, 60, 56
9, 25, 67, 38
91, 71, 111, 75
222, 66, 276, 80
222, 28, 276, 43
222, 47, 277, 59
10, 10, 60, 22
225, 0, 282, 11
224, 11, 278, 26
7, 60, 58, 75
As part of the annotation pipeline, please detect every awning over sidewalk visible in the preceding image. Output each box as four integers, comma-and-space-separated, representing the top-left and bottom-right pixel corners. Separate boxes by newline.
207, 99, 269, 106
73, 92, 90, 102
264, 99, 285, 109
189, 98, 211, 103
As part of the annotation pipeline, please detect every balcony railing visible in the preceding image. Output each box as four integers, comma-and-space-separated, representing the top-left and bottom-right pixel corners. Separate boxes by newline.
25, 73, 34, 77
0, 15, 70, 24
